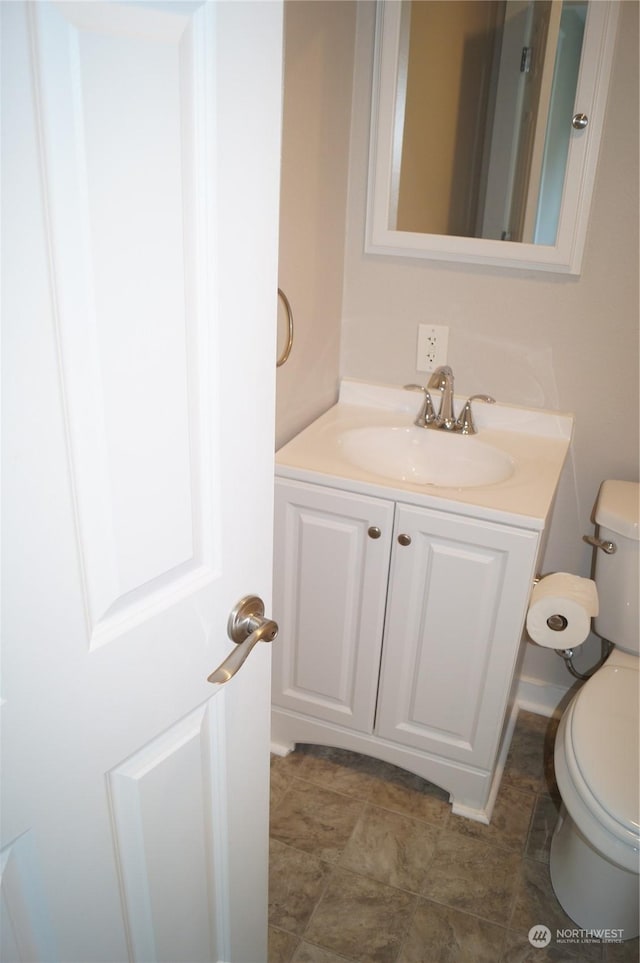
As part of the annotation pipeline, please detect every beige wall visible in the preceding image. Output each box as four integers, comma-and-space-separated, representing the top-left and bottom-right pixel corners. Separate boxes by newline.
341, 0, 639, 689
275, 1, 356, 449
277, 0, 639, 696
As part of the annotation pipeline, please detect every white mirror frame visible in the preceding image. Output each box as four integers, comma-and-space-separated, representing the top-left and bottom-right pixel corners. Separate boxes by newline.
366, 0, 620, 274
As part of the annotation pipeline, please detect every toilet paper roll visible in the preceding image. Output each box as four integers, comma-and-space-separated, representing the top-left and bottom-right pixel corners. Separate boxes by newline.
526, 573, 599, 649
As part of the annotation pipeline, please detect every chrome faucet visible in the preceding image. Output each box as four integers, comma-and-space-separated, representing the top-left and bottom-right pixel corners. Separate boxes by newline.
405, 367, 495, 434
427, 365, 456, 430
403, 383, 436, 427
456, 394, 496, 435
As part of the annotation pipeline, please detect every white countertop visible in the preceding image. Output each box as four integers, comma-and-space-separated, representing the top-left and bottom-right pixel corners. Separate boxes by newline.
275, 379, 574, 531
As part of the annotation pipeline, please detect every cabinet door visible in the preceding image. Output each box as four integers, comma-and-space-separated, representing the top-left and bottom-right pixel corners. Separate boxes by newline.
376, 505, 538, 768
273, 479, 394, 733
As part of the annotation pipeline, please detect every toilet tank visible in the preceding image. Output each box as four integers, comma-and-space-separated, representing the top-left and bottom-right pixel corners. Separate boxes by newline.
593, 480, 640, 653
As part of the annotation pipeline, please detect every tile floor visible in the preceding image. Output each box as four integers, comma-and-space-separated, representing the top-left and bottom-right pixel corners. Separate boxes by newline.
268, 711, 639, 963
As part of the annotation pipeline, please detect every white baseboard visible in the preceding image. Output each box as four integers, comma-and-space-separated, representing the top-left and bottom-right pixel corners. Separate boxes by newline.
516, 675, 572, 718
270, 740, 292, 758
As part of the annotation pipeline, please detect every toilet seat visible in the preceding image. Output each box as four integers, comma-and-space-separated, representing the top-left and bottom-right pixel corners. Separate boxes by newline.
563, 663, 640, 855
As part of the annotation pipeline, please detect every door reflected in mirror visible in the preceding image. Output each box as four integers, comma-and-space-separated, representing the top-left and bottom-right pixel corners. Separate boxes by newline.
392, 0, 586, 244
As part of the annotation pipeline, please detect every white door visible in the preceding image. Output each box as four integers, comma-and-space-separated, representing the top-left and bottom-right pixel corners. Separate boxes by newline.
1, 2, 282, 961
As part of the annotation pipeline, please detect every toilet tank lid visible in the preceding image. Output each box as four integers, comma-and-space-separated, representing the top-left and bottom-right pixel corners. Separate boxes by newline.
595, 480, 640, 540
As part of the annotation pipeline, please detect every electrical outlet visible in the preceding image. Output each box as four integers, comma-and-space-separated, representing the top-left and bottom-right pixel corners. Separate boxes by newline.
417, 324, 449, 373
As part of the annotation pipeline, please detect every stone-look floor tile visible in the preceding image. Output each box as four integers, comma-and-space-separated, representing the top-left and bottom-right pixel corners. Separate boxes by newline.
339, 803, 440, 893
541, 715, 561, 801
270, 779, 364, 862
270, 733, 622, 963
603, 936, 640, 962
526, 794, 561, 863
397, 898, 506, 963
365, 762, 451, 827
291, 745, 386, 800
269, 925, 300, 963
421, 831, 520, 926
502, 930, 605, 961
271, 753, 297, 809
304, 868, 417, 963
502, 712, 552, 796
449, 785, 535, 853
509, 858, 600, 952
293, 942, 353, 962
269, 839, 333, 935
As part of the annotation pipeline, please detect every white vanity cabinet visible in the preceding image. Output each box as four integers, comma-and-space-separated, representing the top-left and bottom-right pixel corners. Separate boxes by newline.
272, 477, 540, 821
375, 503, 538, 770
270, 379, 573, 821
272, 479, 394, 734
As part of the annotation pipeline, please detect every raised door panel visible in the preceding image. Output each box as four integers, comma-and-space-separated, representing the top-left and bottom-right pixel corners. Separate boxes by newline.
0, 833, 57, 961
21, 0, 219, 653
108, 702, 227, 963
272, 480, 394, 732
376, 505, 538, 768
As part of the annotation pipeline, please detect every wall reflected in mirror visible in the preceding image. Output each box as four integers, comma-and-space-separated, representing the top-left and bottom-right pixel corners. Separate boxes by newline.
391, 0, 586, 244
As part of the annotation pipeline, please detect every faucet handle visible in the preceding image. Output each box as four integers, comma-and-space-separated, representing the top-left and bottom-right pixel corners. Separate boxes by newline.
456, 394, 495, 435
404, 384, 436, 427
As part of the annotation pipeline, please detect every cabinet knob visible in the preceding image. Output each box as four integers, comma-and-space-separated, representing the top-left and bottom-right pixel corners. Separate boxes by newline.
368, 526, 382, 539
397, 533, 411, 546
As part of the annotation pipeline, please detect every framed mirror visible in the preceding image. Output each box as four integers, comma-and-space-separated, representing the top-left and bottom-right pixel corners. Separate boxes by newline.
366, 0, 619, 273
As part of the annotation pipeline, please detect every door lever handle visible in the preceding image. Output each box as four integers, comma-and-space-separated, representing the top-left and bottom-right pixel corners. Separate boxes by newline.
207, 595, 278, 685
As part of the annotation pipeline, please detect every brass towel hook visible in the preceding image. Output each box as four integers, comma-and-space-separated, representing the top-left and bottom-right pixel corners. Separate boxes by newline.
276, 288, 294, 367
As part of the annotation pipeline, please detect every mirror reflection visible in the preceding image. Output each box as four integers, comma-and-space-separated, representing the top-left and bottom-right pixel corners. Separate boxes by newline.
391, 0, 586, 244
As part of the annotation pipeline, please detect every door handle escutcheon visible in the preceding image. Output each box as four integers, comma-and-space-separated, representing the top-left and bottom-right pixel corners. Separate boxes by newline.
207, 595, 278, 685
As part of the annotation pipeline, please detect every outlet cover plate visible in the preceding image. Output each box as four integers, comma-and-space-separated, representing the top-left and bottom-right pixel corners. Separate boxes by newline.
417, 324, 449, 373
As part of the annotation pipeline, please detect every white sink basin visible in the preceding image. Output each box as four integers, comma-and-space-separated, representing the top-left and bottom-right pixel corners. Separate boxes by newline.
338, 425, 515, 488
275, 380, 574, 524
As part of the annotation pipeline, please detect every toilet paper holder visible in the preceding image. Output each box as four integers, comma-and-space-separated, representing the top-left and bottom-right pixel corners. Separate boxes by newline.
546, 614, 569, 632
529, 573, 612, 681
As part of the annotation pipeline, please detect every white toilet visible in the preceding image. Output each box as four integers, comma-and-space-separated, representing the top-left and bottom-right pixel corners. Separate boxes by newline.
550, 479, 640, 939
